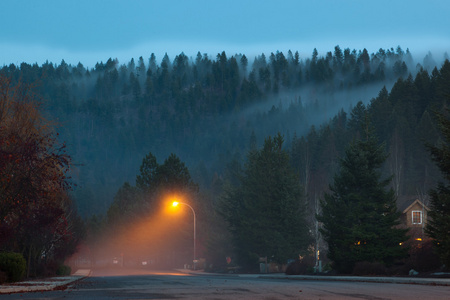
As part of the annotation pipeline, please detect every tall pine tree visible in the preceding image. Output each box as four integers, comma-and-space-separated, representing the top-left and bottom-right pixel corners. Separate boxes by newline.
219, 133, 311, 270
318, 120, 408, 273
425, 109, 450, 269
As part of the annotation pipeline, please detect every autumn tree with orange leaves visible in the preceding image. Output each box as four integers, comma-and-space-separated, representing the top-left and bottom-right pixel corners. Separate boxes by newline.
0, 75, 83, 277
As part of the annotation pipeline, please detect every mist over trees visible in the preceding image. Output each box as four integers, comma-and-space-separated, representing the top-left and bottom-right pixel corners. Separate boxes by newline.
107, 152, 199, 227
95, 152, 203, 267
1, 46, 443, 217
1, 45, 450, 272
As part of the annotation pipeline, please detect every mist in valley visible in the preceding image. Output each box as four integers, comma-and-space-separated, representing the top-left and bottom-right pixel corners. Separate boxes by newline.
54, 47, 445, 217
3, 45, 449, 271
4, 0, 450, 280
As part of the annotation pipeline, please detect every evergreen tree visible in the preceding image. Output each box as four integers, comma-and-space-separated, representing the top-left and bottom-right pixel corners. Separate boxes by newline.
219, 133, 311, 270
136, 152, 159, 192
157, 153, 197, 193
106, 182, 138, 226
318, 123, 408, 273
425, 109, 450, 268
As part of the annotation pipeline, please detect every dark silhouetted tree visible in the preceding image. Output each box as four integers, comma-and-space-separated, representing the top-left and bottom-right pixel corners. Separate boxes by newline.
425, 109, 450, 269
0, 75, 80, 277
318, 122, 408, 273
220, 133, 311, 270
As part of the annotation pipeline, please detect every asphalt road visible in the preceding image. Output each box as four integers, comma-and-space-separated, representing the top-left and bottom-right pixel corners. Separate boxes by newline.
3, 268, 450, 299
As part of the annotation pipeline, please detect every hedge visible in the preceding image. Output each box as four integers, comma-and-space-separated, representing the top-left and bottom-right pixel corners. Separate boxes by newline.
0, 252, 26, 282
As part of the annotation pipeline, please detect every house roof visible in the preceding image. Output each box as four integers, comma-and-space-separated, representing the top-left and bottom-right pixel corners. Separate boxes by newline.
401, 199, 430, 214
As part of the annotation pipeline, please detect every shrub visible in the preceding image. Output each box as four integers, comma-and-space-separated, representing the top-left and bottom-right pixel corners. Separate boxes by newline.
322, 263, 333, 273
37, 260, 72, 277
0, 271, 7, 284
0, 252, 27, 282
408, 240, 442, 272
36, 260, 58, 277
56, 265, 72, 276
285, 256, 315, 275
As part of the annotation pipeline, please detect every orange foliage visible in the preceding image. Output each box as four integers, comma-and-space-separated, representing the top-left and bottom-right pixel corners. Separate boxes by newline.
0, 74, 76, 269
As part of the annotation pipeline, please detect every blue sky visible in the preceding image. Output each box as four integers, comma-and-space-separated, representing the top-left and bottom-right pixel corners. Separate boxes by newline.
1, 0, 449, 67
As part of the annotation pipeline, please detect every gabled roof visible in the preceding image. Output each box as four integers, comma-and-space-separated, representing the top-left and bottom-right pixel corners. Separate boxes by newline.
402, 199, 430, 214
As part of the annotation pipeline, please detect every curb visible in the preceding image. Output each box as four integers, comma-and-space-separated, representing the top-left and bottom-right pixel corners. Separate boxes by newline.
0, 269, 91, 294
176, 269, 450, 286
258, 274, 450, 286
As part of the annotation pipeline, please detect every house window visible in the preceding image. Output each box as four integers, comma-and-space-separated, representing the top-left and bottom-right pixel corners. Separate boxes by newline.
412, 211, 422, 224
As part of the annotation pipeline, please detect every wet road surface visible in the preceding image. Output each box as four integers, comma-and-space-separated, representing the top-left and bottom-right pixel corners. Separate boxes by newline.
2, 268, 449, 299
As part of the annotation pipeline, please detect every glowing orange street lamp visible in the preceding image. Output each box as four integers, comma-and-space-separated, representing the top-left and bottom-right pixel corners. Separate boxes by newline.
172, 201, 197, 269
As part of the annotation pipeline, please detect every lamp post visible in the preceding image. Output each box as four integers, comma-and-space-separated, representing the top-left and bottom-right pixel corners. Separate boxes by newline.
172, 201, 197, 269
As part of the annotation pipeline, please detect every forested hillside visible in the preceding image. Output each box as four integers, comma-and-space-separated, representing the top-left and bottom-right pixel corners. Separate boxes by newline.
290, 61, 450, 214
1, 46, 447, 217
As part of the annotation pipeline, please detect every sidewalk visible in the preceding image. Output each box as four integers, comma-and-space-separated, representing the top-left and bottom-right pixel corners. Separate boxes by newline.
260, 273, 450, 286
0, 269, 91, 294
177, 269, 450, 286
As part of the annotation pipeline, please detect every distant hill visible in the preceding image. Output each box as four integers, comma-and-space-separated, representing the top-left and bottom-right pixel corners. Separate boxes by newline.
1, 46, 448, 217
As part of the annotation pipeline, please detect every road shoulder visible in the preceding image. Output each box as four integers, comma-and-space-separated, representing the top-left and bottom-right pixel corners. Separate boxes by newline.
0, 269, 91, 294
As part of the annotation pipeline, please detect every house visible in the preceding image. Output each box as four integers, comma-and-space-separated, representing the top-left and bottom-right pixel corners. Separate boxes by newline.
402, 199, 429, 227
398, 198, 430, 243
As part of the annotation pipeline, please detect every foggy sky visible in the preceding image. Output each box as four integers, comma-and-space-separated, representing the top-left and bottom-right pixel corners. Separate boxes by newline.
1, 0, 450, 67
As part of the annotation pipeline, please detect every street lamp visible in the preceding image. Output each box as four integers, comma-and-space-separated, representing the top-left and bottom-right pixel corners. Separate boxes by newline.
172, 201, 197, 269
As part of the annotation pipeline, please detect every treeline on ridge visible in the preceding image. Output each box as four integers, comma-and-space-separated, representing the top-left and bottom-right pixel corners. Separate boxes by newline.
0, 46, 447, 216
